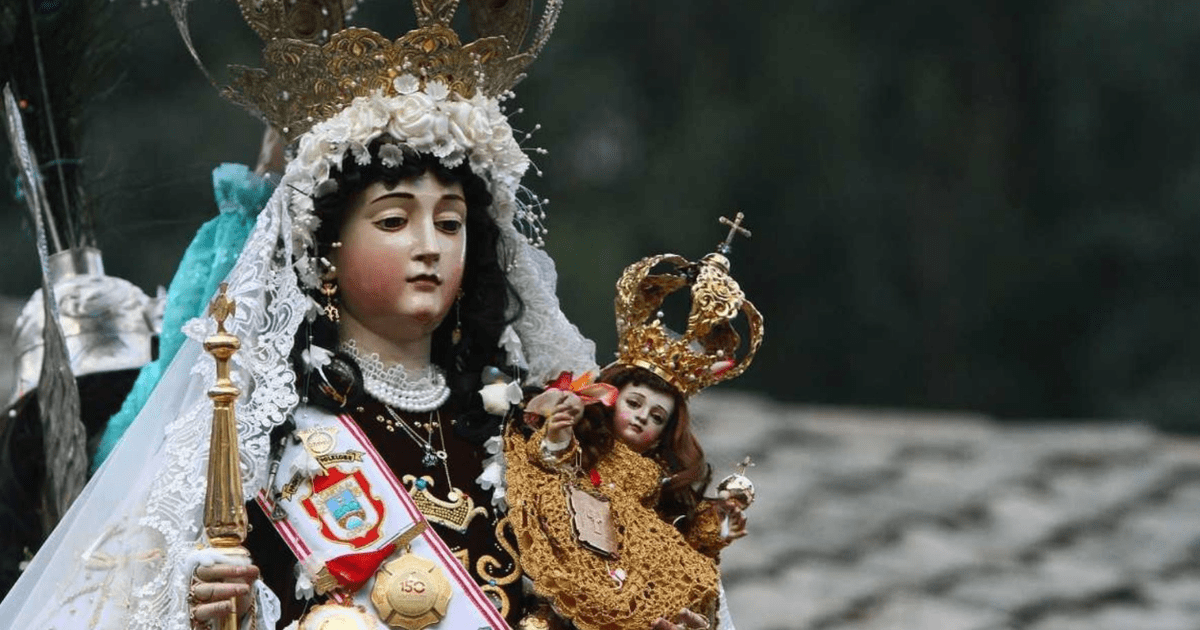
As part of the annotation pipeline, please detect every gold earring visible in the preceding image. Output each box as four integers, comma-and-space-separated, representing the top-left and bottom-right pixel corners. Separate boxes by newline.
320, 279, 340, 322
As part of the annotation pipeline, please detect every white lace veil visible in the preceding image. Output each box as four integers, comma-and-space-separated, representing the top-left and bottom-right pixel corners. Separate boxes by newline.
0, 90, 596, 629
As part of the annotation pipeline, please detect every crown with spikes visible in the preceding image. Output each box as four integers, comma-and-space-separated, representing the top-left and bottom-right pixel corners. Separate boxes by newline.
225, 0, 562, 142
613, 213, 765, 398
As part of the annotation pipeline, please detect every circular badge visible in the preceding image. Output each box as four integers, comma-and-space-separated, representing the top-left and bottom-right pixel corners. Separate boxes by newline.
302, 428, 338, 456
370, 553, 452, 630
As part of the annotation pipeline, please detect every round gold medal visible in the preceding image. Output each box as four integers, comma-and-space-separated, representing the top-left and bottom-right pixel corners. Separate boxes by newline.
370, 553, 452, 630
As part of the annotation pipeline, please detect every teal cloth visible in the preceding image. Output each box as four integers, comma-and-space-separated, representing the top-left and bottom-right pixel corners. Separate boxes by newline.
92, 164, 274, 470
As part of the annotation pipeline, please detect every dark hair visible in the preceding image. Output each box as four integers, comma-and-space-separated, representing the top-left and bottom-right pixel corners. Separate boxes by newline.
577, 364, 710, 521
292, 139, 523, 442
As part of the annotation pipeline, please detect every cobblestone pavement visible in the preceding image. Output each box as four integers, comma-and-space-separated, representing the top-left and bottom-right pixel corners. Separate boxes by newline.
691, 392, 1200, 630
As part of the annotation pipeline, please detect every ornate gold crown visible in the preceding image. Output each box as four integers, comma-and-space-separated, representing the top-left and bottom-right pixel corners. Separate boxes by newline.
225, 0, 563, 141
613, 214, 764, 398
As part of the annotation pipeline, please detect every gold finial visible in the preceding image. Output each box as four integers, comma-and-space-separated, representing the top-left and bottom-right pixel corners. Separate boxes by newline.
209, 283, 236, 334
717, 212, 751, 255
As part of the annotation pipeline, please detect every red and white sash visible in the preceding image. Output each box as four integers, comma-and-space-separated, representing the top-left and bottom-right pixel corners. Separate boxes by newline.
256, 406, 509, 629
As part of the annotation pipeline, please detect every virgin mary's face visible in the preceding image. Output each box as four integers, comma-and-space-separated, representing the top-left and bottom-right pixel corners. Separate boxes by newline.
332, 172, 467, 345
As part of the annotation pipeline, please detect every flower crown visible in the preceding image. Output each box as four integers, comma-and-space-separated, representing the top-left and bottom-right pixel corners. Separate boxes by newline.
613, 214, 764, 398
223, 0, 564, 288
281, 84, 539, 287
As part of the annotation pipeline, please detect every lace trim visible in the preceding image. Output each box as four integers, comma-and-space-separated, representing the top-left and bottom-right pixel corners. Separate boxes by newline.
339, 339, 450, 412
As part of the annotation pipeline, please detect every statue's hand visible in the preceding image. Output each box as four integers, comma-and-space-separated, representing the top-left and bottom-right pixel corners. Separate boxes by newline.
525, 388, 568, 420
544, 392, 584, 445
652, 608, 710, 630
718, 497, 749, 540
190, 563, 259, 623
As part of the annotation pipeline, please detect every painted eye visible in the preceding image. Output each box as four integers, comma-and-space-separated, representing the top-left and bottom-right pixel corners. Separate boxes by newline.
651, 414, 667, 426
376, 216, 407, 230
436, 219, 463, 234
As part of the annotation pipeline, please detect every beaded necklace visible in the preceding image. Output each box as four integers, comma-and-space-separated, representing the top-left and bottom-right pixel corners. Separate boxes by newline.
339, 339, 450, 412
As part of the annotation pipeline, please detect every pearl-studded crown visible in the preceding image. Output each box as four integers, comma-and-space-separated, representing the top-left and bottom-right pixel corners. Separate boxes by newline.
613, 214, 764, 398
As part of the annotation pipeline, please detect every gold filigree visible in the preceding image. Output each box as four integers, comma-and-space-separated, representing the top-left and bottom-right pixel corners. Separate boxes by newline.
226, 0, 563, 141
505, 426, 721, 630
401, 475, 488, 533
237, 0, 354, 44
612, 216, 764, 397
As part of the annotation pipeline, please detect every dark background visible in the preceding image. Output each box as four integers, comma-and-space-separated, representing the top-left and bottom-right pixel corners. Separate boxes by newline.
5, 1, 1200, 431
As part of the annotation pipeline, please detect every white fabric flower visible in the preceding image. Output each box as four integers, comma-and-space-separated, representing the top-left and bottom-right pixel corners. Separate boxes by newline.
301, 345, 333, 370
425, 79, 450, 101
288, 450, 324, 479
378, 143, 403, 167
393, 74, 420, 95
479, 381, 521, 416
293, 563, 316, 600
349, 140, 370, 165
476, 435, 508, 511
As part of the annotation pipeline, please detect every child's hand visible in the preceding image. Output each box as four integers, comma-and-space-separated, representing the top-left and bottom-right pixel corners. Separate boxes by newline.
525, 389, 567, 424
718, 498, 748, 540
545, 392, 584, 445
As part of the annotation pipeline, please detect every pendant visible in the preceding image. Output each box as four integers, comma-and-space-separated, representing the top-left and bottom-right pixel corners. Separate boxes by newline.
421, 448, 437, 468
565, 483, 618, 559
402, 475, 488, 532
371, 553, 452, 630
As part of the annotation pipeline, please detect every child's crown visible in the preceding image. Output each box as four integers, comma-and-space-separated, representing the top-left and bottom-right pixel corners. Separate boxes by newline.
613, 213, 765, 398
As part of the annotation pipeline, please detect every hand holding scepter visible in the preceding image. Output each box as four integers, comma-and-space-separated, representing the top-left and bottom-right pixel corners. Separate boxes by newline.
201, 283, 251, 630
717, 457, 756, 540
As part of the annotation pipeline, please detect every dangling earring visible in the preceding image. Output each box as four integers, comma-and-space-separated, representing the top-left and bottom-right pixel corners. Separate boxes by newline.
320, 276, 340, 322
451, 290, 463, 345
321, 250, 340, 322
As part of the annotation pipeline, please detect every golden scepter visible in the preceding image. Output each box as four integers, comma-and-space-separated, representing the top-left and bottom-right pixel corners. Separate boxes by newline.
202, 283, 249, 630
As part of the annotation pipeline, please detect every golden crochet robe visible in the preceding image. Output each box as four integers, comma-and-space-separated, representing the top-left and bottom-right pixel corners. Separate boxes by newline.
505, 426, 720, 630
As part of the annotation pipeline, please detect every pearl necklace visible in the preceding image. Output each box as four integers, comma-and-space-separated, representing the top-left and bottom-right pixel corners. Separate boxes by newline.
339, 339, 450, 412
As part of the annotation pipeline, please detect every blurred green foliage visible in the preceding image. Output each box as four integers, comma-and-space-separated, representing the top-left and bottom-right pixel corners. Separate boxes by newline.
4, 1, 1200, 430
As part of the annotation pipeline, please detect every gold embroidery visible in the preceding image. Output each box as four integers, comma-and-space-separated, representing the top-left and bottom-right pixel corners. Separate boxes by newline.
474, 516, 522, 619
401, 475, 488, 533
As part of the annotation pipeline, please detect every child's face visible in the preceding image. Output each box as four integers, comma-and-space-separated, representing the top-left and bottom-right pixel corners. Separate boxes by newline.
612, 383, 675, 453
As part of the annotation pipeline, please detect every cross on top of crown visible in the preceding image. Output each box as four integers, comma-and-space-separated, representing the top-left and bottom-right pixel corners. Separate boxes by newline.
717, 212, 752, 255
